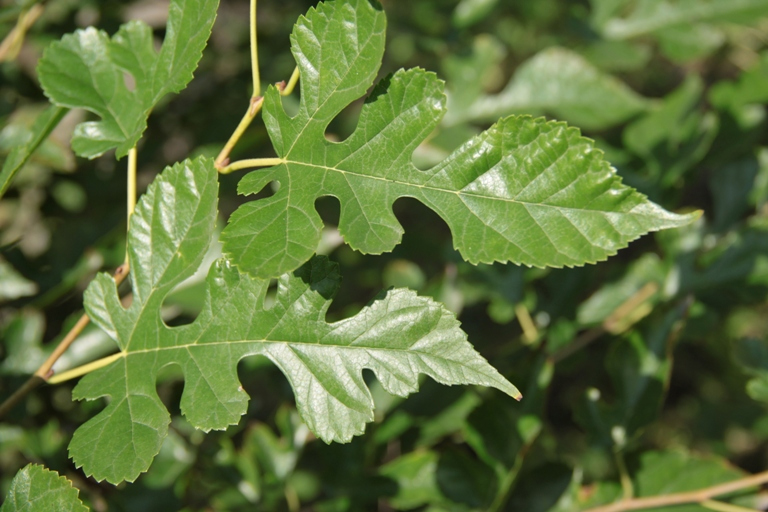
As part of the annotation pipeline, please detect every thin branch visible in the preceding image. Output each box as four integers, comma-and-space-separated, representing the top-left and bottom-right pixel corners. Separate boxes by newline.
127, 146, 137, 220
583, 469, 768, 512
0, 376, 46, 419
250, 0, 261, 97
220, 157, 285, 174
0, 263, 130, 419
34, 263, 129, 380
214, 96, 264, 170
46, 292, 132, 385
126, 146, 137, 264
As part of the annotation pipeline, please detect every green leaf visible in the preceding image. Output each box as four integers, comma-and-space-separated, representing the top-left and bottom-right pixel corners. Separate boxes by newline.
445, 47, 651, 130
452, 0, 500, 28
709, 156, 761, 232
380, 451, 443, 510
1, 464, 88, 512
574, 301, 688, 447
710, 52, 768, 112
654, 23, 724, 62
71, 156, 519, 483
733, 338, 768, 403
220, 1, 694, 278
633, 451, 748, 512
504, 463, 573, 512
36, 0, 218, 159
0, 257, 37, 301
0, 106, 67, 199
601, 0, 768, 40
443, 35, 506, 120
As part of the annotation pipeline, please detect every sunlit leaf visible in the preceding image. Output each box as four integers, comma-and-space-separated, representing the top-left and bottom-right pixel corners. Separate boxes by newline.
71, 156, 519, 483
36, 0, 218, 158
1, 464, 87, 512
220, 1, 694, 279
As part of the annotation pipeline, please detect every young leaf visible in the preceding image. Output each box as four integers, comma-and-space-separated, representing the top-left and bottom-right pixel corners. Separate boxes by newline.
1, 464, 88, 512
71, 156, 519, 484
36, 0, 218, 159
221, 0, 695, 280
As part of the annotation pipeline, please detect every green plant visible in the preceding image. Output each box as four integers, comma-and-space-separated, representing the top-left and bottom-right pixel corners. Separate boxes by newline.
2, 0, 768, 510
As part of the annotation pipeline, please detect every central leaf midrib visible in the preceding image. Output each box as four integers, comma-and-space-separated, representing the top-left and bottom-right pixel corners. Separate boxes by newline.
288, 159, 639, 215
127, 339, 448, 353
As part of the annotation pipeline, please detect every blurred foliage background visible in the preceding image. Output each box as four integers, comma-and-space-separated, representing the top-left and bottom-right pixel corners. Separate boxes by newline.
2, 0, 768, 510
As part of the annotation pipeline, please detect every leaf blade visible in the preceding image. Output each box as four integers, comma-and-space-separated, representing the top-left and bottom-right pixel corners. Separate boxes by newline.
221, 2, 693, 279
73, 156, 518, 483
37, 0, 218, 158
1, 464, 88, 512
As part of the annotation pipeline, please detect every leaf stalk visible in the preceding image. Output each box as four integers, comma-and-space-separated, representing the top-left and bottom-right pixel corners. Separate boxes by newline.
220, 157, 285, 174
47, 352, 125, 385
0, 263, 129, 419
214, 96, 264, 170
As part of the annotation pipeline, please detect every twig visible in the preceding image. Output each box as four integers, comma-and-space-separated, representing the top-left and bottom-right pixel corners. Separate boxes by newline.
214, 96, 264, 170
0, 375, 46, 419
583, 469, 768, 512
214, 4, 300, 171
214, 0, 264, 170
127, 146, 137, 221
0, 263, 129, 419
250, 0, 261, 98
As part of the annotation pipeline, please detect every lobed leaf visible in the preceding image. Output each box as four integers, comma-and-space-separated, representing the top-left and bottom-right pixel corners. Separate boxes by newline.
36, 0, 218, 159
1, 464, 88, 512
221, 0, 694, 280
71, 156, 519, 484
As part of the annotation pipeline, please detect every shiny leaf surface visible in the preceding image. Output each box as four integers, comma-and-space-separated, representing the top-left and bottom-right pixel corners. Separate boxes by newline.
72, 156, 519, 484
36, 0, 218, 158
220, 1, 695, 278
